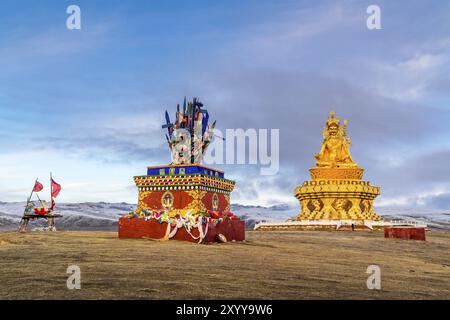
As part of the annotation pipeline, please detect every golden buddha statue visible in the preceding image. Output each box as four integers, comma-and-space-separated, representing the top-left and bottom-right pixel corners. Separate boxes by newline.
294, 112, 382, 223
315, 112, 357, 168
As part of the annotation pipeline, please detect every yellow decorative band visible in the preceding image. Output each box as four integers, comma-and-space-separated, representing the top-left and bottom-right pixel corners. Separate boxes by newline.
310, 167, 364, 180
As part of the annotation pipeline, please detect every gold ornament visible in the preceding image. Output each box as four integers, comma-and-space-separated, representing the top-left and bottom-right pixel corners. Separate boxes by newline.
161, 191, 175, 210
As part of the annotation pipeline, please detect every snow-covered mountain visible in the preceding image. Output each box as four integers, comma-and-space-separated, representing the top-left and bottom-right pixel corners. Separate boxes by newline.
0, 202, 134, 231
233, 204, 450, 230
0, 201, 449, 231
375, 207, 450, 231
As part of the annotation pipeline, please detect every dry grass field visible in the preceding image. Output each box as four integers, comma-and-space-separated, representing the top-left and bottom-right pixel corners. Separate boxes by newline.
0, 230, 449, 299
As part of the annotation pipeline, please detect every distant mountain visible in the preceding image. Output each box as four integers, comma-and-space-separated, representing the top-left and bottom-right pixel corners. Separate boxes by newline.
0, 202, 134, 232
231, 204, 297, 229
0, 201, 449, 231
376, 207, 450, 231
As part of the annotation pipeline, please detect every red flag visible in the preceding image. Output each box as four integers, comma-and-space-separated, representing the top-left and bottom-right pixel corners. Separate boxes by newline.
51, 178, 61, 198
32, 181, 43, 192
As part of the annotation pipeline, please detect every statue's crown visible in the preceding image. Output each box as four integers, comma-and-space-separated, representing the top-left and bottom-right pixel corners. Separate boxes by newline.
326, 111, 340, 128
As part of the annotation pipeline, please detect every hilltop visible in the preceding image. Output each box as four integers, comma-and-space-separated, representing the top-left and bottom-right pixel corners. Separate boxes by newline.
0, 230, 449, 299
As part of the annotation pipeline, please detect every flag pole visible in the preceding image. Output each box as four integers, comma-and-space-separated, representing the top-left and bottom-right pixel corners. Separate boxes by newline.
50, 172, 53, 213
36, 193, 45, 209
24, 178, 38, 215
26, 178, 38, 205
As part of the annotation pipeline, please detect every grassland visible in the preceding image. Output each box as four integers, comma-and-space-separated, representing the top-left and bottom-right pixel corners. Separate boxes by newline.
0, 230, 449, 299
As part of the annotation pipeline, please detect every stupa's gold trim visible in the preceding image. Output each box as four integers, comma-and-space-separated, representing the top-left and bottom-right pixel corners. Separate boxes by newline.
309, 167, 364, 180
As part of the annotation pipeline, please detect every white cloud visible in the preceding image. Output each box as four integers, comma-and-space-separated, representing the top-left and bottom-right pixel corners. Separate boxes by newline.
398, 54, 444, 72
0, 149, 140, 203
377, 186, 450, 208
365, 52, 448, 101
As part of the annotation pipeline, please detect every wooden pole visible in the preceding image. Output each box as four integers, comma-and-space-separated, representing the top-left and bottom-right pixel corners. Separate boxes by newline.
49, 172, 54, 231
50, 172, 53, 213
36, 193, 45, 209
19, 218, 29, 233
26, 178, 37, 204
24, 178, 38, 215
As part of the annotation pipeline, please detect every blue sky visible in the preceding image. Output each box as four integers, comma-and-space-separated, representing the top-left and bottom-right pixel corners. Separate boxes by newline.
1, 0, 450, 209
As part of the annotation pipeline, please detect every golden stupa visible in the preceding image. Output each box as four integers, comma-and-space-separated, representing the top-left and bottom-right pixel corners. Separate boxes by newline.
294, 112, 382, 222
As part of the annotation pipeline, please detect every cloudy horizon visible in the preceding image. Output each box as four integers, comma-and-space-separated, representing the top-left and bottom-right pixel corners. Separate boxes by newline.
1, 0, 450, 211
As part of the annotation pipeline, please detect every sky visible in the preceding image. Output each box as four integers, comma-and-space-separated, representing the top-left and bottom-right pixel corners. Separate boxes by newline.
1, 0, 450, 210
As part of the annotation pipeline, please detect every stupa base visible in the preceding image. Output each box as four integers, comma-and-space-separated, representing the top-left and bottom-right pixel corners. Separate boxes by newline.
295, 179, 383, 221
254, 219, 394, 231
118, 216, 245, 243
254, 219, 428, 232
